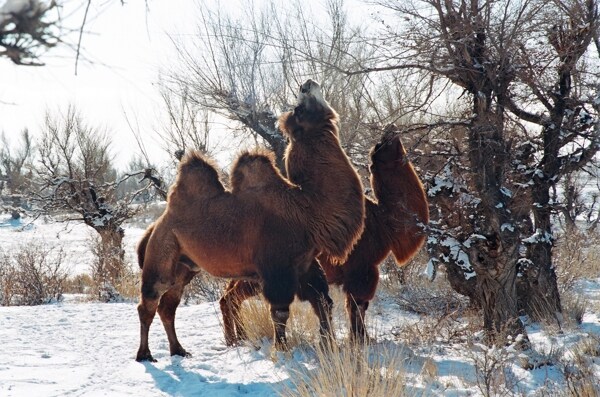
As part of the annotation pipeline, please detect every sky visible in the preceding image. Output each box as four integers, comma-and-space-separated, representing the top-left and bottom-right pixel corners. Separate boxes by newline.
0, 0, 379, 171
0, 0, 200, 169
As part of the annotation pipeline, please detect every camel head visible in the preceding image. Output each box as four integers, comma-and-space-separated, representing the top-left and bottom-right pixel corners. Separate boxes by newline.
230, 150, 287, 192
279, 79, 339, 141
370, 124, 407, 173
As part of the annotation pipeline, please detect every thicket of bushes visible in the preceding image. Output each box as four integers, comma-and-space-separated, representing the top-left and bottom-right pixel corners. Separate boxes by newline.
0, 244, 67, 306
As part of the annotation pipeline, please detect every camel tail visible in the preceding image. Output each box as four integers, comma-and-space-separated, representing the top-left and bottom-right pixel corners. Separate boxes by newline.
137, 225, 154, 269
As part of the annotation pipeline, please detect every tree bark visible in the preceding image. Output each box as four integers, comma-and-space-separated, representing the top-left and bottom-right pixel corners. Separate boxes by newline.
519, 164, 562, 323
96, 227, 125, 283
467, 100, 527, 341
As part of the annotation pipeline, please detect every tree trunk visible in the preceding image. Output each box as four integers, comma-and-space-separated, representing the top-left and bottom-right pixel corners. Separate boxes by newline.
474, 239, 524, 340
467, 102, 527, 342
519, 180, 562, 324
96, 227, 125, 283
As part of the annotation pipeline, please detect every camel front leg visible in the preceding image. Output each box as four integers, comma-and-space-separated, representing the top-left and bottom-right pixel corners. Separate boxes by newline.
262, 268, 296, 350
270, 305, 291, 349
297, 260, 335, 345
157, 284, 189, 357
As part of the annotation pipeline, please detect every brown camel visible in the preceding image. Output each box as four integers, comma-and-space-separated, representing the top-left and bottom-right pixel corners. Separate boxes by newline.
135, 80, 365, 361
220, 126, 429, 343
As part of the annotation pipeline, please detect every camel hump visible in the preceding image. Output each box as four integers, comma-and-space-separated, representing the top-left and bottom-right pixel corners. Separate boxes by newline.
179, 150, 218, 174
231, 149, 289, 192
173, 150, 225, 196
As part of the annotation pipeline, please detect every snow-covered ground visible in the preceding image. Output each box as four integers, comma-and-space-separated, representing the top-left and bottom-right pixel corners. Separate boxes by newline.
1, 215, 599, 396
0, 214, 146, 275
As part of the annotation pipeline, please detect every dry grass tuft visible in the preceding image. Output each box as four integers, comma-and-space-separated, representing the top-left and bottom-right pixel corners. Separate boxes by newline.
282, 341, 409, 397
560, 291, 588, 326
392, 308, 481, 347
561, 339, 600, 397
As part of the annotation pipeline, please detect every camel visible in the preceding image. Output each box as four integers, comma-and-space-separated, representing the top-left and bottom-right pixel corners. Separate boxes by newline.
135, 80, 365, 361
220, 126, 429, 343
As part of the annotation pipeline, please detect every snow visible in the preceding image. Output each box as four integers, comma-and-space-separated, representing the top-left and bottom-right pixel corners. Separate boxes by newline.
1, 216, 599, 396
0, 215, 145, 275
0, 300, 291, 396
522, 228, 554, 245
501, 223, 515, 232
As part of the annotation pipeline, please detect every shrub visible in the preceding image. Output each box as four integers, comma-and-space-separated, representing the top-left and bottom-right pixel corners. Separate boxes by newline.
64, 273, 94, 294
0, 244, 68, 306
554, 229, 600, 294
183, 270, 227, 304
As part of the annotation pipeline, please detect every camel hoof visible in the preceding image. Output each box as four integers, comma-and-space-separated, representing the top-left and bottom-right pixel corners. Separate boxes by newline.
171, 348, 191, 358
136, 352, 157, 362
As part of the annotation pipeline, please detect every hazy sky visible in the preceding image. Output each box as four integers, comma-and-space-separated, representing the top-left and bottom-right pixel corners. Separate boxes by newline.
0, 1, 198, 169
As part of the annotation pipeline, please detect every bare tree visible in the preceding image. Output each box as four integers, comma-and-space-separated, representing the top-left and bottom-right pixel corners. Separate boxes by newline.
155, 86, 221, 160
0, 129, 33, 219
33, 106, 161, 293
362, 0, 600, 340
163, 2, 288, 169
162, 0, 404, 170
0, 129, 32, 193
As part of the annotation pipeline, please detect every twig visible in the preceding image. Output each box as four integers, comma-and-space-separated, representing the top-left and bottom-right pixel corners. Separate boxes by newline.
75, 0, 92, 76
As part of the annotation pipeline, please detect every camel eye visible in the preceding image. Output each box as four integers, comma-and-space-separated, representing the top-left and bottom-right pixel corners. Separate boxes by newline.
294, 104, 305, 117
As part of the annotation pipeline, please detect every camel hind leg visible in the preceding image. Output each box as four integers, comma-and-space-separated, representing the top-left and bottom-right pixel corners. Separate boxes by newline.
135, 231, 180, 362
346, 295, 369, 343
157, 266, 196, 357
297, 260, 335, 344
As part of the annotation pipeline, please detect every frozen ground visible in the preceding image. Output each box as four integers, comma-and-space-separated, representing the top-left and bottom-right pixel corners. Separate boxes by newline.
1, 215, 599, 396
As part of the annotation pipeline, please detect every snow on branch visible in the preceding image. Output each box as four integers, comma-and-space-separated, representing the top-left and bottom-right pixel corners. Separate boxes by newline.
0, 0, 59, 65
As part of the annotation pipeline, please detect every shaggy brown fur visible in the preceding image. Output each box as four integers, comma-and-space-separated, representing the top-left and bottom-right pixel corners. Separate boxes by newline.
221, 126, 429, 343
135, 80, 365, 361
